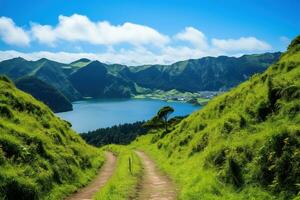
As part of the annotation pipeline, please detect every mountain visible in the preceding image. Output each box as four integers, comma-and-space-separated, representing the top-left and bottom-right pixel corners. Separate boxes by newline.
0, 58, 81, 101
69, 61, 136, 98
131, 37, 300, 199
126, 52, 282, 91
0, 76, 104, 200
15, 76, 73, 113
0, 57, 37, 79
70, 58, 91, 69
0, 52, 281, 112
0, 58, 82, 112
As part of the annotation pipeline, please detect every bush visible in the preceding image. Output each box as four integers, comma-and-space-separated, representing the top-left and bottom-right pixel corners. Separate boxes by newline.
2, 178, 39, 200
0, 105, 13, 119
257, 130, 300, 195
0, 136, 22, 159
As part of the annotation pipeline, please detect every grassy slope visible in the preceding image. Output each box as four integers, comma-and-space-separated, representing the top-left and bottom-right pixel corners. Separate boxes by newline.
132, 38, 300, 199
0, 76, 104, 200
95, 145, 142, 200
15, 76, 73, 113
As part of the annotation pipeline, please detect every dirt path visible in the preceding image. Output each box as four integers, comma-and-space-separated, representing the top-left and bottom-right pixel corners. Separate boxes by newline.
65, 152, 117, 200
135, 151, 177, 200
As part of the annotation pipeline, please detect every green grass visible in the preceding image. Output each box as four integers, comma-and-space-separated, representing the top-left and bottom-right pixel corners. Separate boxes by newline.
131, 36, 300, 200
94, 145, 142, 200
0, 76, 105, 200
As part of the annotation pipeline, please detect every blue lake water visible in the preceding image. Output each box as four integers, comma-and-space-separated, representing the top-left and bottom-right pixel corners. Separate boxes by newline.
56, 98, 201, 133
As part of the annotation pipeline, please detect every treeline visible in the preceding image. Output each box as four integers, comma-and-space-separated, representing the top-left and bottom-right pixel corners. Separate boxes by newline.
80, 121, 149, 147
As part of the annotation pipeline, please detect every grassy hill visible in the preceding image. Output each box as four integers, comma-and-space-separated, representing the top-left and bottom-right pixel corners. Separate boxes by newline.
0, 76, 104, 200
132, 37, 300, 199
15, 76, 73, 113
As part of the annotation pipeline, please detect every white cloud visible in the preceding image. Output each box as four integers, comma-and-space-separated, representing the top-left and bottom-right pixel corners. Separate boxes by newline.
211, 37, 272, 52
0, 15, 274, 65
0, 47, 223, 66
31, 14, 170, 46
31, 24, 56, 46
0, 17, 30, 46
175, 27, 208, 49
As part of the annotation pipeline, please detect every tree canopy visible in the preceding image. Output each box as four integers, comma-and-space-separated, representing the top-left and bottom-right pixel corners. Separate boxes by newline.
144, 106, 174, 132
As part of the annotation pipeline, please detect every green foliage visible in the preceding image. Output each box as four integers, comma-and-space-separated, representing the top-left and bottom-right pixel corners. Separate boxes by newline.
131, 37, 300, 199
0, 78, 104, 200
144, 106, 175, 132
81, 121, 148, 147
288, 35, 300, 50
94, 145, 142, 200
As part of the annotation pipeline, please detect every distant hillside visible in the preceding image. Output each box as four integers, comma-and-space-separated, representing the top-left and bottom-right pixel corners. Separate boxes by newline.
69, 61, 136, 98
132, 38, 300, 199
15, 76, 73, 113
0, 76, 104, 199
125, 52, 282, 91
0, 52, 281, 112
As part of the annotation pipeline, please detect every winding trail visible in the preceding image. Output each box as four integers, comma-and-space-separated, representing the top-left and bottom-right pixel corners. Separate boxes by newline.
135, 151, 177, 200
65, 152, 117, 200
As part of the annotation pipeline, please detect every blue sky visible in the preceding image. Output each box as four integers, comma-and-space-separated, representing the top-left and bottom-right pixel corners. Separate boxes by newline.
0, 0, 299, 65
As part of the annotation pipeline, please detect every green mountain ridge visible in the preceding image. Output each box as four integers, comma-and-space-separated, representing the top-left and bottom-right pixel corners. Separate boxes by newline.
15, 76, 73, 113
0, 58, 81, 102
129, 37, 300, 199
69, 61, 136, 98
0, 76, 104, 199
126, 52, 281, 91
0, 52, 281, 112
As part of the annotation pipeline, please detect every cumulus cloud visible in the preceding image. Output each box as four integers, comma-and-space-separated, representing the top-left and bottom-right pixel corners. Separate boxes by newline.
31, 24, 57, 45
211, 37, 272, 52
31, 14, 170, 46
0, 15, 274, 65
175, 27, 208, 49
0, 17, 30, 46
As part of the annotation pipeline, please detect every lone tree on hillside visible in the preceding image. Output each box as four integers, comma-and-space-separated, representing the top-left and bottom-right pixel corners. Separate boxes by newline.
157, 106, 174, 132
143, 106, 175, 132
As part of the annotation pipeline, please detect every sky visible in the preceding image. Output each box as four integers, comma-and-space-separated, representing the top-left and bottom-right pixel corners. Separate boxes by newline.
0, 0, 299, 65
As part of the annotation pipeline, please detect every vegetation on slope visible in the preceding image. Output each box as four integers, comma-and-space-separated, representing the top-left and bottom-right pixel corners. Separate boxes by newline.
0, 52, 280, 106
15, 76, 73, 113
81, 121, 148, 147
94, 145, 142, 200
132, 37, 300, 199
126, 52, 281, 92
69, 61, 136, 98
0, 76, 104, 200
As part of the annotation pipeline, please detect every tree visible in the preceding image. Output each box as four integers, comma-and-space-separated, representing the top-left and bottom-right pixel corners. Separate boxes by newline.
143, 106, 175, 132
157, 106, 174, 132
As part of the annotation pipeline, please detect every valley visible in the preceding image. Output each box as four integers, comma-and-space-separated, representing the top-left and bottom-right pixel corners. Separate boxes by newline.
0, 33, 298, 200
0, 52, 280, 113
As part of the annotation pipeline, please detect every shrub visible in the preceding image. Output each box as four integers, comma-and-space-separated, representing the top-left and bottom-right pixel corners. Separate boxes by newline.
0, 136, 22, 159
2, 178, 39, 200
0, 76, 12, 84
257, 130, 300, 195
223, 157, 243, 187
0, 105, 13, 119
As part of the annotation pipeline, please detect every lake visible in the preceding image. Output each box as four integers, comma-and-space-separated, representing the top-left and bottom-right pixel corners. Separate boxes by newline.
56, 98, 201, 133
